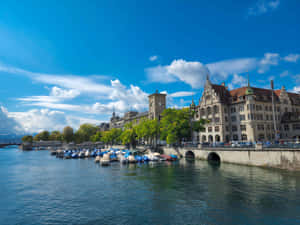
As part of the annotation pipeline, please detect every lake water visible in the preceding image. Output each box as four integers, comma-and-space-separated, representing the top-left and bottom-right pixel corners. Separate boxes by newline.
1, 147, 300, 225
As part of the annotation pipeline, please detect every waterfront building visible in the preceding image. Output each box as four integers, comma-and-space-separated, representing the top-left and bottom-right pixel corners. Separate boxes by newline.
191, 76, 300, 143
110, 90, 166, 129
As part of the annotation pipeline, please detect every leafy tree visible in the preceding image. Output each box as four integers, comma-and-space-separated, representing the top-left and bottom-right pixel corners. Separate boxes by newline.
74, 123, 98, 143
49, 131, 63, 141
63, 126, 74, 143
90, 131, 102, 142
120, 122, 137, 148
136, 118, 159, 147
159, 108, 206, 145
33, 131, 50, 141
100, 128, 122, 146
22, 135, 33, 143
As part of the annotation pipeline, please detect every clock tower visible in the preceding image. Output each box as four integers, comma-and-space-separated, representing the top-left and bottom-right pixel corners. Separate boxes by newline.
148, 90, 166, 120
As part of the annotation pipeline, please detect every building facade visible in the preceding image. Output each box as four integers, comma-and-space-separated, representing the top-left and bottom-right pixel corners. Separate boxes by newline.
191, 77, 300, 143
109, 91, 166, 129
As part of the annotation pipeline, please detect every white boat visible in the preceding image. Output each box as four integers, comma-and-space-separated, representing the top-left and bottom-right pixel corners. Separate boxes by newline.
100, 154, 110, 166
85, 150, 90, 158
94, 155, 101, 163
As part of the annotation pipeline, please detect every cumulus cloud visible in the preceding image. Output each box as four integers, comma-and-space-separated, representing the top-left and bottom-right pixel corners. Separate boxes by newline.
149, 55, 158, 61
248, 0, 280, 16
0, 107, 23, 135
283, 54, 300, 63
8, 108, 103, 133
147, 59, 210, 88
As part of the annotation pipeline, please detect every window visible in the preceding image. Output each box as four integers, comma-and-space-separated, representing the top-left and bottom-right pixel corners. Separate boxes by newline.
240, 125, 246, 131
233, 134, 238, 141
225, 116, 228, 122
293, 124, 300, 130
241, 134, 247, 141
208, 127, 212, 132
257, 124, 264, 130
226, 126, 229, 132
231, 107, 236, 113
239, 106, 244, 112
207, 107, 211, 115
284, 124, 289, 131
232, 125, 238, 132
214, 117, 220, 123
247, 104, 249, 110
215, 126, 220, 132
231, 116, 237, 122
213, 105, 219, 113
240, 115, 245, 121
224, 108, 228, 113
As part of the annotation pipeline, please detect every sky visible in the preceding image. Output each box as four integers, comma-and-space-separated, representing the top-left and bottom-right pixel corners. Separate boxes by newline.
0, 0, 300, 135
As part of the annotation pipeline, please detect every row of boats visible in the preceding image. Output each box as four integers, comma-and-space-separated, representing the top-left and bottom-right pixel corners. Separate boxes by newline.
51, 148, 179, 166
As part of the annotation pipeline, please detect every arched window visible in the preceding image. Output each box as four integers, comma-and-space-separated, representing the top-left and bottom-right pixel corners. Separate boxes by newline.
215, 135, 220, 142
207, 107, 211, 115
200, 108, 205, 117
208, 135, 213, 143
241, 134, 247, 141
202, 135, 207, 142
213, 105, 219, 113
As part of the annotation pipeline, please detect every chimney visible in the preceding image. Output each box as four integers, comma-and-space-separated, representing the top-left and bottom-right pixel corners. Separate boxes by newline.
270, 80, 274, 90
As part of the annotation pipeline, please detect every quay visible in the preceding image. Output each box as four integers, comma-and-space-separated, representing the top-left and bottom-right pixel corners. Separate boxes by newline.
161, 145, 300, 171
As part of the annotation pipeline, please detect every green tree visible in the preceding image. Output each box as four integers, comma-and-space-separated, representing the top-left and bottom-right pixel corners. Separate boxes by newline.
49, 131, 63, 141
136, 118, 159, 147
33, 131, 50, 141
63, 126, 74, 143
120, 122, 137, 148
90, 131, 102, 142
100, 128, 122, 146
74, 123, 98, 143
159, 108, 206, 145
22, 135, 33, 143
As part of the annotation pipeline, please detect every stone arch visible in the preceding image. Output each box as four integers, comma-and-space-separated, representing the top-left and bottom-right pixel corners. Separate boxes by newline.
233, 134, 238, 141
185, 151, 195, 159
202, 135, 207, 143
207, 152, 221, 164
208, 135, 213, 143
215, 135, 220, 142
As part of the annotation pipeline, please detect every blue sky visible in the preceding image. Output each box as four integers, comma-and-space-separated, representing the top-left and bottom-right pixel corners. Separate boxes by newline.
0, 0, 299, 134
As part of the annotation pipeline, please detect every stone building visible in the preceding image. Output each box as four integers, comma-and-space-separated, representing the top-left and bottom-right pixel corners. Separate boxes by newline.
191, 76, 300, 143
110, 91, 166, 129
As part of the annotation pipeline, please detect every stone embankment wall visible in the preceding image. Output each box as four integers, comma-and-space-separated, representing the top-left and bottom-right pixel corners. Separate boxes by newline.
162, 147, 300, 171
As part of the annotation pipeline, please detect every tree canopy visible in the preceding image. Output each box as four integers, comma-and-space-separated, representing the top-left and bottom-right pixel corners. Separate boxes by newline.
74, 124, 98, 143
22, 135, 33, 143
63, 126, 74, 143
49, 131, 63, 141
160, 108, 206, 144
33, 131, 50, 141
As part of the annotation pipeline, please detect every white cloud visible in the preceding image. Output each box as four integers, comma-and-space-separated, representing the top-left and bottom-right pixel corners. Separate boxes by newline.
258, 53, 280, 73
147, 59, 209, 88
9, 108, 103, 133
228, 73, 248, 90
149, 55, 158, 61
207, 58, 257, 78
280, 70, 289, 77
283, 54, 300, 63
169, 91, 195, 98
50, 86, 80, 99
0, 106, 23, 135
248, 0, 280, 16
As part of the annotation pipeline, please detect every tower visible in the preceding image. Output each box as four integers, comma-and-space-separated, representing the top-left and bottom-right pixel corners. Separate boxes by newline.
148, 90, 166, 120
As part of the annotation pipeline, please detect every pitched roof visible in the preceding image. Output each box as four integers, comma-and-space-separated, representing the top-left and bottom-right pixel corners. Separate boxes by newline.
211, 84, 231, 103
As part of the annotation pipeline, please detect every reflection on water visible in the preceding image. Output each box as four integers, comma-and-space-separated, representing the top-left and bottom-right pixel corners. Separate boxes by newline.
0, 147, 300, 225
